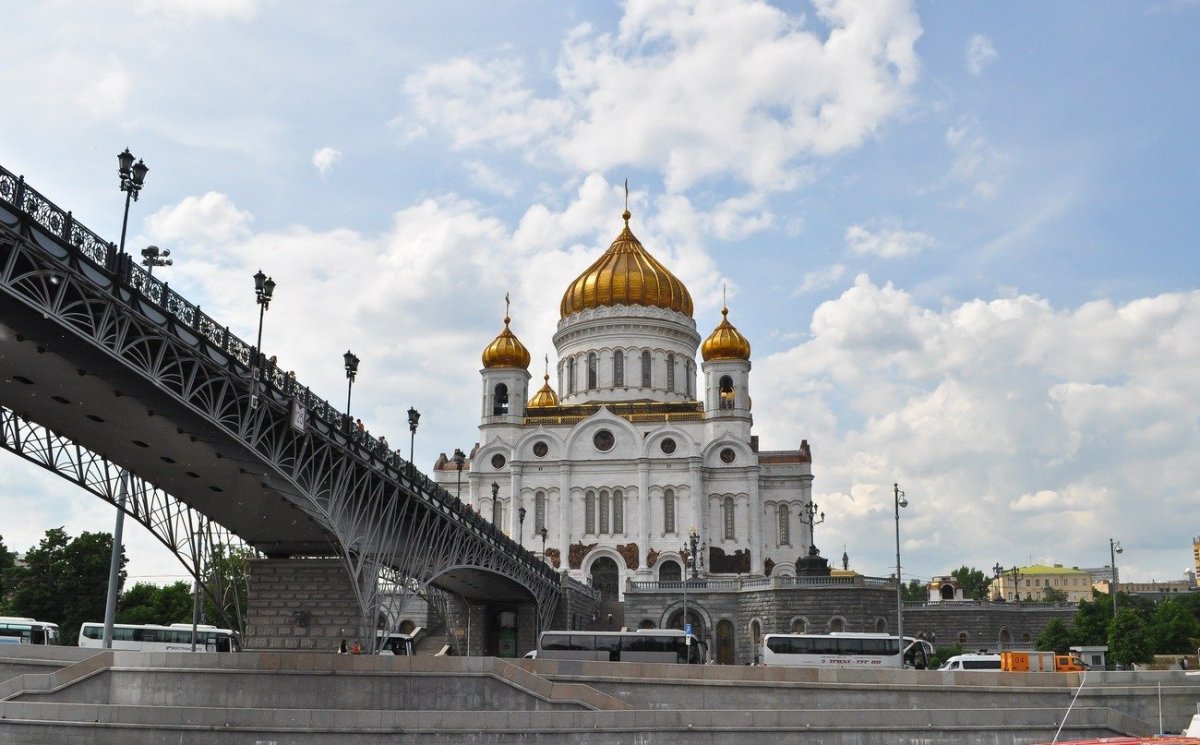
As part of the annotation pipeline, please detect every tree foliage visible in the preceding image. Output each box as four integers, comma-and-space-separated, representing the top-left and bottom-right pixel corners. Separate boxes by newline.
0, 535, 16, 607
901, 578, 925, 602
5, 528, 124, 645
1035, 618, 1073, 653
1108, 607, 1154, 667
1150, 598, 1200, 654
950, 566, 992, 600
201, 546, 254, 633
1041, 586, 1068, 603
117, 582, 193, 625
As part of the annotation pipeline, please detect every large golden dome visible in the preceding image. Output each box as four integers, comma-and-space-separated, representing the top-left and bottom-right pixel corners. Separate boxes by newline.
701, 307, 751, 361
560, 210, 693, 318
481, 314, 531, 369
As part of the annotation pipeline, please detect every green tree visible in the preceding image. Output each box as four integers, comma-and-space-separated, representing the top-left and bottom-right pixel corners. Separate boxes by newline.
1042, 586, 1068, 603
201, 546, 254, 633
1151, 598, 1200, 654
1070, 592, 1114, 646
0, 535, 16, 607
1108, 607, 1154, 667
117, 582, 193, 625
950, 566, 992, 600
1035, 618, 1073, 653
901, 578, 926, 602
6, 528, 125, 645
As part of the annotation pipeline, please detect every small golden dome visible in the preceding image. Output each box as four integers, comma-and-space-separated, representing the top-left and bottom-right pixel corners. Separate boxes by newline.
560, 210, 693, 318
527, 373, 559, 408
482, 315, 531, 369
701, 307, 751, 361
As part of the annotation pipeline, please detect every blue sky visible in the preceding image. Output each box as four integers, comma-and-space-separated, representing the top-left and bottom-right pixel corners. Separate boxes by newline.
1, 0, 1198, 590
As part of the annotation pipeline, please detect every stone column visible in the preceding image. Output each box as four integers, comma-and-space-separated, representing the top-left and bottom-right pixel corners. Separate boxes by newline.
637, 458, 650, 572
689, 457, 705, 548
558, 463, 571, 571
510, 463, 524, 541
748, 470, 763, 575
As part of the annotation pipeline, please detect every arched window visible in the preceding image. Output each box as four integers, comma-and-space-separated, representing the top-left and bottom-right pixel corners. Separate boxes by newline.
568, 358, 577, 394
535, 491, 546, 532
719, 375, 735, 410
875, 618, 887, 633
790, 617, 807, 633
666, 353, 675, 393
641, 350, 652, 388
599, 490, 610, 534
587, 352, 597, 389
829, 617, 845, 633
613, 351, 624, 387
659, 562, 680, 582
584, 490, 595, 534
613, 489, 623, 534
685, 360, 694, 397
777, 503, 790, 546
723, 497, 735, 540
663, 488, 675, 534
493, 383, 509, 416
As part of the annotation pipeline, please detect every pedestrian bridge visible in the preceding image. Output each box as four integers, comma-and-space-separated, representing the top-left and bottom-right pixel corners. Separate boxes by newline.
0, 163, 568, 646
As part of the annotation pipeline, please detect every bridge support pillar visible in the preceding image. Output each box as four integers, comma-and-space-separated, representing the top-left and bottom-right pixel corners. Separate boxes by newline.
245, 558, 360, 651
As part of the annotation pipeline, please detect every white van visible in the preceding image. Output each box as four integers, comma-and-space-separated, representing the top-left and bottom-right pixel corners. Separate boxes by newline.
939, 653, 1001, 671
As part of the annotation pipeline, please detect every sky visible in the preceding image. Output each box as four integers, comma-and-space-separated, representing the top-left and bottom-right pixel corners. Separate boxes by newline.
1, 0, 1198, 592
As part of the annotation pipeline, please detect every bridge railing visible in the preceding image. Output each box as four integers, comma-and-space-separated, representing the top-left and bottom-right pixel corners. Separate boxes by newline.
627, 574, 896, 592
0, 163, 558, 586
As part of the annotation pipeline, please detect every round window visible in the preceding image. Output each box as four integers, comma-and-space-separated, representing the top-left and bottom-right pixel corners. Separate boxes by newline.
719, 447, 736, 464
593, 429, 615, 452
660, 438, 677, 455
491, 453, 506, 469
532, 441, 548, 458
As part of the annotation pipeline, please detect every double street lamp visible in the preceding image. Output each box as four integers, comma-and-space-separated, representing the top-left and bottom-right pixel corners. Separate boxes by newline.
992, 563, 1023, 603
407, 406, 420, 466
117, 148, 149, 257
518, 506, 527, 548
539, 526, 549, 562
680, 527, 702, 663
140, 245, 171, 275
251, 270, 276, 408
453, 449, 466, 499
1110, 538, 1123, 616
894, 483, 908, 650
343, 350, 359, 432
800, 501, 826, 555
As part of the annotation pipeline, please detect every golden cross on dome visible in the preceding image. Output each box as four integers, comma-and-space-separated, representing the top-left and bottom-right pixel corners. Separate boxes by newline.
624, 179, 629, 211
504, 292, 511, 319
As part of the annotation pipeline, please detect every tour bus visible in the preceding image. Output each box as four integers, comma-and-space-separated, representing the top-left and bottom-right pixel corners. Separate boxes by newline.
537, 629, 707, 664
939, 653, 1002, 671
375, 631, 415, 656
78, 622, 241, 652
760, 632, 931, 669
0, 617, 61, 646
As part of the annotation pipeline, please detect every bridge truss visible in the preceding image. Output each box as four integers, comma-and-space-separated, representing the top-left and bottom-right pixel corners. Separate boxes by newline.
0, 165, 563, 645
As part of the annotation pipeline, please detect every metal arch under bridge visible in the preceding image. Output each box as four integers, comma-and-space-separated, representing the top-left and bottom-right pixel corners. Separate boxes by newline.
0, 164, 564, 641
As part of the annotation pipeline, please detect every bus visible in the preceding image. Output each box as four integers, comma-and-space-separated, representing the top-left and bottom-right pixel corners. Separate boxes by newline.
375, 631, 415, 656
537, 629, 707, 664
78, 623, 241, 652
0, 617, 61, 646
761, 632, 930, 669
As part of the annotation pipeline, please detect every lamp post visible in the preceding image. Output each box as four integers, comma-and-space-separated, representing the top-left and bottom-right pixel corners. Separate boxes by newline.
539, 526, 548, 561
116, 148, 149, 258
343, 350, 359, 433
251, 270, 276, 408
1110, 538, 1123, 616
140, 245, 171, 275
799, 501, 825, 555
894, 483, 908, 652
992, 563, 1022, 603
453, 449, 466, 499
407, 406, 420, 466
518, 506, 527, 548
680, 527, 701, 663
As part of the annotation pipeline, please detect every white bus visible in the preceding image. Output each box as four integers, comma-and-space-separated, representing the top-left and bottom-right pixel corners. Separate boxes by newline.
78, 623, 241, 652
0, 616, 61, 646
538, 629, 707, 664
761, 632, 931, 669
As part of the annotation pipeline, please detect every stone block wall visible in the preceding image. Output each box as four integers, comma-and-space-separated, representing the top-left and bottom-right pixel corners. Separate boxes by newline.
245, 558, 361, 651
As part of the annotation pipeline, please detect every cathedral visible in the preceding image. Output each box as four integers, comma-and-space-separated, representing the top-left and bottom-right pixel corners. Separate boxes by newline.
433, 208, 815, 603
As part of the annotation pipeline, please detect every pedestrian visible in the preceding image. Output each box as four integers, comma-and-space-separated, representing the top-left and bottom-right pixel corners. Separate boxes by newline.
351, 640, 362, 655
356, 418, 365, 433
1181, 657, 1188, 670
338, 639, 348, 654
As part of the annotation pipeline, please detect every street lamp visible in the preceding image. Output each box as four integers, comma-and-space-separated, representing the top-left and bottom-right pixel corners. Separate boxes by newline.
680, 527, 701, 663
799, 501, 825, 555
894, 483, 908, 653
518, 506, 527, 548
992, 563, 1022, 603
407, 406, 420, 466
539, 526, 548, 561
116, 148, 149, 258
1110, 538, 1123, 616
140, 245, 171, 275
251, 270, 276, 408
343, 350, 359, 433
452, 449, 466, 499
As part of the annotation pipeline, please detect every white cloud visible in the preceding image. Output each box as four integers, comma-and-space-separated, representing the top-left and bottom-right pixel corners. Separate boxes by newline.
754, 276, 1200, 581
312, 147, 342, 176
793, 264, 847, 295
966, 33, 998, 76
941, 120, 1009, 201
402, 0, 923, 191
464, 161, 517, 197
146, 192, 254, 246
845, 222, 933, 258
136, 0, 259, 21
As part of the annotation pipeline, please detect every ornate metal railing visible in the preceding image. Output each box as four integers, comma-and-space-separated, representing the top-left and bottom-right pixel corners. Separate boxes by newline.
0, 163, 559, 590
629, 574, 897, 592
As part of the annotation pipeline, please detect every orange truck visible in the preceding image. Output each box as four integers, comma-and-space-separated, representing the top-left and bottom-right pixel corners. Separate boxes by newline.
1001, 651, 1086, 672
